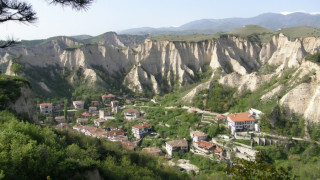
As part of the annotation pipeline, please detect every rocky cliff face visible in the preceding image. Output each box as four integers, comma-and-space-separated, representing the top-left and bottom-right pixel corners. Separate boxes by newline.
1, 32, 320, 122
7, 84, 38, 123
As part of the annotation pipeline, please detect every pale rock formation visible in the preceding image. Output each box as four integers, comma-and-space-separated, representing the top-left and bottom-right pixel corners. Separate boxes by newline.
8, 85, 38, 123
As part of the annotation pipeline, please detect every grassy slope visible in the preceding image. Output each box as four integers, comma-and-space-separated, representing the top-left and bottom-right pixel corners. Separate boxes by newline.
150, 34, 220, 42
229, 25, 274, 36
150, 25, 276, 43
278, 26, 320, 40
228, 25, 276, 44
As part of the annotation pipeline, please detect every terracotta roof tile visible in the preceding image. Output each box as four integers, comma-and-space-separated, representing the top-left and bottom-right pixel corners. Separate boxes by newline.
227, 112, 255, 122
55, 116, 65, 120
73, 101, 84, 104
132, 123, 152, 129
195, 141, 216, 150
82, 112, 91, 117
102, 94, 115, 98
191, 131, 207, 137
216, 114, 226, 119
40, 103, 52, 106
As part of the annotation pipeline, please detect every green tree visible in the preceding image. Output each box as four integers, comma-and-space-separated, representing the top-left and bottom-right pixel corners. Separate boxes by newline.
0, 170, 5, 180
10, 62, 22, 75
229, 152, 293, 180
64, 99, 68, 120
207, 83, 235, 113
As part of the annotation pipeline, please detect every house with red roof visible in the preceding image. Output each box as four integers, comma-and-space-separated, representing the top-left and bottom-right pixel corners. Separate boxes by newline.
124, 108, 141, 120
102, 94, 115, 104
94, 118, 106, 127
77, 118, 88, 125
132, 123, 152, 139
81, 112, 91, 119
39, 103, 52, 114
73, 101, 84, 109
58, 123, 68, 129
216, 114, 226, 121
190, 131, 208, 142
227, 112, 256, 135
55, 116, 65, 123
194, 141, 216, 154
91, 101, 99, 107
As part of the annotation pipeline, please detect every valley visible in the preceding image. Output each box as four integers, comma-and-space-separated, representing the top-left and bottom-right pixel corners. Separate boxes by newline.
1, 25, 320, 179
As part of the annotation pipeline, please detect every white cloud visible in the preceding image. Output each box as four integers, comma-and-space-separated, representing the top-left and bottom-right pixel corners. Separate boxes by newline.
280, 10, 320, 15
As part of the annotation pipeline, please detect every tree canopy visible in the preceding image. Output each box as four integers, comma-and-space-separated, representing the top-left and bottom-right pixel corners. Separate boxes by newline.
0, 0, 93, 48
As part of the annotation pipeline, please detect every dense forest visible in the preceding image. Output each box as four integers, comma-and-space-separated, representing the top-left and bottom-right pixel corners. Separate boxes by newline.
0, 110, 190, 179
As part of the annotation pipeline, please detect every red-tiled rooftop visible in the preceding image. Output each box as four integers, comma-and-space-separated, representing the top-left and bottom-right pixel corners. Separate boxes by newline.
106, 129, 124, 136
191, 131, 207, 137
227, 112, 255, 122
94, 118, 106, 123
81, 112, 91, 117
132, 123, 152, 129
195, 141, 216, 150
40, 103, 52, 106
102, 94, 115, 98
55, 116, 65, 120
216, 114, 226, 119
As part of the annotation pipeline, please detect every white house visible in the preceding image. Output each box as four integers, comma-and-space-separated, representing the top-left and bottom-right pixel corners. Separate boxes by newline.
99, 110, 114, 120
73, 101, 84, 109
39, 103, 52, 114
55, 116, 65, 123
190, 131, 208, 142
132, 123, 152, 139
227, 112, 255, 135
94, 118, 106, 127
166, 140, 188, 156
111, 100, 119, 107
124, 109, 141, 120
76, 118, 88, 125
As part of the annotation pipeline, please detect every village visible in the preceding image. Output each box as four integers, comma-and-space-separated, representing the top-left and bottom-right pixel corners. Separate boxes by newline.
38, 93, 287, 173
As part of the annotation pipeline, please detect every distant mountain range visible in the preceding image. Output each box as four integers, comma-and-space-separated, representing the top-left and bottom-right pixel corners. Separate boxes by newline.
119, 12, 320, 35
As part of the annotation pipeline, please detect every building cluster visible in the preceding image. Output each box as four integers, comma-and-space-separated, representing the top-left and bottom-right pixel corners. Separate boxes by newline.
72, 125, 128, 142
190, 131, 224, 158
40, 94, 265, 163
39, 93, 124, 124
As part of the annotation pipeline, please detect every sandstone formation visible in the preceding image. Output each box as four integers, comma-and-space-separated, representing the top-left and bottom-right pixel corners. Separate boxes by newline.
1, 32, 320, 122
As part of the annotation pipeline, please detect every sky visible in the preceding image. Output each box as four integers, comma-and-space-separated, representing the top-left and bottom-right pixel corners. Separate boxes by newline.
1, 0, 320, 40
